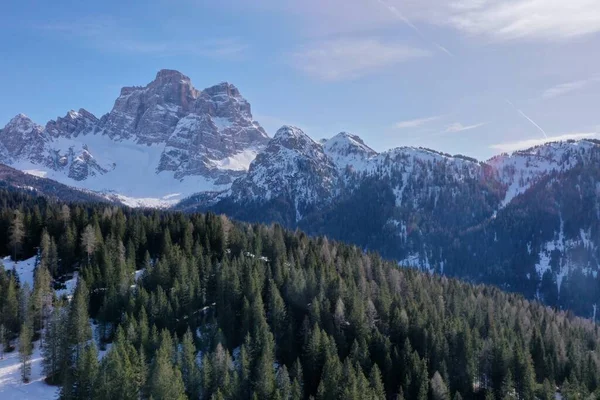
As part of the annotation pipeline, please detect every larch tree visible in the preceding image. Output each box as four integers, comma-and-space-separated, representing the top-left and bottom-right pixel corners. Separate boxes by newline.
19, 321, 33, 383
80, 225, 97, 266
9, 209, 24, 260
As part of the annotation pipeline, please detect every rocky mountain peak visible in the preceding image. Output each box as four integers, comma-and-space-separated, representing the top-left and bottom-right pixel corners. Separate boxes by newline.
272, 125, 316, 148
0, 69, 270, 198
46, 109, 99, 138
323, 132, 377, 170
154, 69, 192, 84
203, 82, 241, 98
0, 114, 46, 160
5, 113, 41, 131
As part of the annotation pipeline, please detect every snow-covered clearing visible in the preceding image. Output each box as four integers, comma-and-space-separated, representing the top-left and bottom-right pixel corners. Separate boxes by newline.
0, 342, 59, 400
1, 256, 37, 287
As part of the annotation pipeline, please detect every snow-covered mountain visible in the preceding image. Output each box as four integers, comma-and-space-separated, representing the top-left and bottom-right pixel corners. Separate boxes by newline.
193, 132, 600, 319
2, 71, 600, 318
0, 70, 269, 206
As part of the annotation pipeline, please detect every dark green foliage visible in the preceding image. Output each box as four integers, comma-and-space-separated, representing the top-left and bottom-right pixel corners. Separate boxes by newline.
0, 190, 596, 399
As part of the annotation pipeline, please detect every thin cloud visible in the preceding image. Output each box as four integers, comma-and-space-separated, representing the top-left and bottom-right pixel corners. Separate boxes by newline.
490, 132, 597, 152
375, 0, 453, 56
542, 76, 600, 99
505, 100, 548, 139
290, 38, 430, 81
235, 0, 600, 43
40, 19, 247, 58
442, 0, 600, 41
444, 122, 486, 133
395, 115, 443, 129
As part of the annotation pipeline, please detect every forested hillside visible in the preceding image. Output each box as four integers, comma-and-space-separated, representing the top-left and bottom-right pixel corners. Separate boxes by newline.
0, 190, 599, 399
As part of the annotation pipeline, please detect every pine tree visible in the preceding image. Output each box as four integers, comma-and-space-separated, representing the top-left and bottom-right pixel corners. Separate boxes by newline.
276, 365, 292, 400
64, 343, 99, 400
9, 210, 24, 260
431, 371, 450, 400
80, 225, 96, 266
149, 330, 186, 400
19, 321, 33, 383
2, 276, 19, 336
68, 280, 92, 362
179, 329, 201, 399
514, 347, 535, 400
370, 364, 386, 399
31, 264, 52, 333
540, 379, 555, 400
42, 306, 68, 384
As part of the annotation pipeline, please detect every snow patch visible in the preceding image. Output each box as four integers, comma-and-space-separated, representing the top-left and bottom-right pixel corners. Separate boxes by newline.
0, 341, 59, 400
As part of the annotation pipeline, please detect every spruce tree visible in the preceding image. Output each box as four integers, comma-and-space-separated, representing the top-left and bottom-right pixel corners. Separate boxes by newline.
149, 330, 186, 400
67, 280, 92, 362
179, 329, 201, 399
19, 321, 33, 383
42, 306, 68, 384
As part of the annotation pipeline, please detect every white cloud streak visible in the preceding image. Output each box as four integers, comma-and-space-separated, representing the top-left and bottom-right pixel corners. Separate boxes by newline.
505, 100, 548, 138
395, 115, 443, 129
439, 0, 600, 41
290, 38, 430, 81
375, 0, 453, 56
444, 122, 486, 133
542, 76, 600, 99
234, 0, 600, 42
490, 132, 597, 152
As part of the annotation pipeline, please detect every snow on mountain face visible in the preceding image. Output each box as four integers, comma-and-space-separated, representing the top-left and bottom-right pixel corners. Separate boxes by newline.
0, 70, 269, 203
229, 126, 340, 221
0, 114, 46, 163
323, 132, 377, 171
488, 140, 599, 207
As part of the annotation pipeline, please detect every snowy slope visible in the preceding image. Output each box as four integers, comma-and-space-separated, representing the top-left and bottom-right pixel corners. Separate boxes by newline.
0, 256, 75, 399
487, 140, 598, 207
0, 342, 59, 400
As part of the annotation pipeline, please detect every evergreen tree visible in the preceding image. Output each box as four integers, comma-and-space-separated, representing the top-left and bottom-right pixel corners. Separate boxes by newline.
9, 209, 24, 260
0, 324, 6, 359
31, 264, 52, 333
80, 225, 96, 266
431, 371, 450, 400
66, 279, 92, 374
370, 364, 386, 400
2, 277, 19, 336
19, 321, 33, 383
42, 306, 68, 384
179, 329, 201, 400
149, 330, 186, 400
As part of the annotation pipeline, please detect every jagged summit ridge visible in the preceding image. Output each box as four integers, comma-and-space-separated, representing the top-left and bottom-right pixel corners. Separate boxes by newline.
0, 69, 269, 200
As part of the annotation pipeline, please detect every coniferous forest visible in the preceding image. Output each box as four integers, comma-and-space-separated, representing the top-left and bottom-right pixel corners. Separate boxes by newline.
0, 189, 599, 399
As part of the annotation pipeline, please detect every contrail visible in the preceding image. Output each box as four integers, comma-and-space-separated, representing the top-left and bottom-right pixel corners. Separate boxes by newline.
505, 99, 548, 139
376, 0, 453, 56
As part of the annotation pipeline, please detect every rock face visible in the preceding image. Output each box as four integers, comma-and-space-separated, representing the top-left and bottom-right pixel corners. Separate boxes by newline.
0, 70, 269, 198
228, 126, 340, 222
0, 114, 46, 163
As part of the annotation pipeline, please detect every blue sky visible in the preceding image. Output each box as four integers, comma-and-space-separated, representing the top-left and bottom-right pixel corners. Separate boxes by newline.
2, 0, 600, 159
